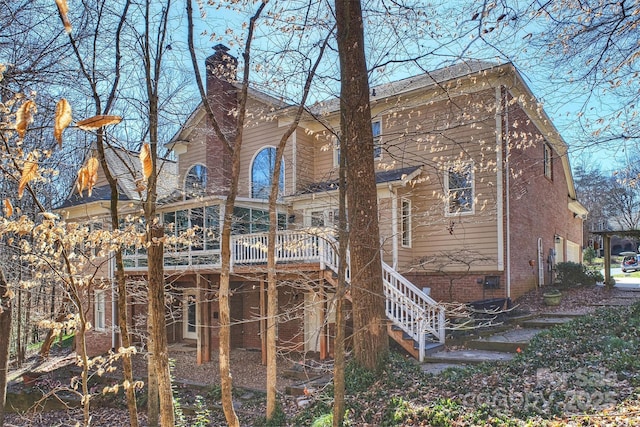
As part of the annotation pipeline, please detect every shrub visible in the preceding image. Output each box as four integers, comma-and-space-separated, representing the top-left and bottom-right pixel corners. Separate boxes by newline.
583, 246, 597, 264
555, 261, 596, 288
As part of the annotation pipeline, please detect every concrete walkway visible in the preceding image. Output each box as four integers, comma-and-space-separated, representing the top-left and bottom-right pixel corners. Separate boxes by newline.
421, 290, 640, 375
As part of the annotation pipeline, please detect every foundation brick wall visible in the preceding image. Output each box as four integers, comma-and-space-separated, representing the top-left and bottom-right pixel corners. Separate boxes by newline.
404, 272, 507, 303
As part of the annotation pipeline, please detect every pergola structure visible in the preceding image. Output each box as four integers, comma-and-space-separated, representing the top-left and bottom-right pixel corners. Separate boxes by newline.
592, 230, 640, 284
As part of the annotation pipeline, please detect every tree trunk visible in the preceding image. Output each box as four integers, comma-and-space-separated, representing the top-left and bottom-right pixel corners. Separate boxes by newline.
333, 131, 349, 427
39, 298, 71, 359
95, 127, 139, 427
115, 250, 139, 427
146, 224, 174, 426
0, 267, 12, 427
219, 213, 240, 427
146, 307, 159, 426
335, 0, 389, 370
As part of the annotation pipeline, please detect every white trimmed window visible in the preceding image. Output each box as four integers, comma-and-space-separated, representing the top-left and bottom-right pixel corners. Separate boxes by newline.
372, 119, 382, 160
94, 290, 106, 331
308, 209, 340, 228
445, 162, 474, 215
332, 120, 382, 167
251, 147, 284, 199
401, 198, 412, 247
184, 164, 208, 200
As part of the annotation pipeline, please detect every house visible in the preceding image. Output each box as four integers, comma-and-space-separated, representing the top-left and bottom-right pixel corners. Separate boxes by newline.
58, 45, 586, 362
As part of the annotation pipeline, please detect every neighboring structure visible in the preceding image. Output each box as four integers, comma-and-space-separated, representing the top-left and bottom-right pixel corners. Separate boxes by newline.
58, 45, 586, 362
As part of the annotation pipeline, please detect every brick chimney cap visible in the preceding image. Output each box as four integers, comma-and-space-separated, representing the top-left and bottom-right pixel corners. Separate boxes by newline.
213, 44, 230, 52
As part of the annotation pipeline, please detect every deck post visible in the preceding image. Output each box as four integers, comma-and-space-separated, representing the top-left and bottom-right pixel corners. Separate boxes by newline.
260, 277, 267, 366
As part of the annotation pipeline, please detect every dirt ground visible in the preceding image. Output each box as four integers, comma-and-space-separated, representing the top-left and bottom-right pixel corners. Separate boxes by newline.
3, 285, 632, 426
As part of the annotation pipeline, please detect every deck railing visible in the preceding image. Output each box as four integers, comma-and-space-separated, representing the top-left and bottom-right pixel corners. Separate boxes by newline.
123, 228, 445, 359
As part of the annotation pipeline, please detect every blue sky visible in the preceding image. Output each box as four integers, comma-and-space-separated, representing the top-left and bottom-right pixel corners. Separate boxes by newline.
179, 0, 631, 176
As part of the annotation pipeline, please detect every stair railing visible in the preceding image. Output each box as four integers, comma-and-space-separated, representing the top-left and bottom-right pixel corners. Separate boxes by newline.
320, 234, 445, 359
230, 229, 445, 361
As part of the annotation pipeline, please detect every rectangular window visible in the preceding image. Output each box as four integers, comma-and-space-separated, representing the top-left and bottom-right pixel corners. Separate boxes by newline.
372, 120, 382, 160
445, 162, 474, 215
95, 290, 106, 331
401, 198, 411, 247
333, 120, 382, 167
544, 143, 553, 179
310, 211, 325, 227
205, 205, 220, 250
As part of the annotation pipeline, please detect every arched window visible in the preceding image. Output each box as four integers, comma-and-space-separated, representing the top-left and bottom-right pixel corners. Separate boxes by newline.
185, 164, 208, 199
251, 147, 284, 199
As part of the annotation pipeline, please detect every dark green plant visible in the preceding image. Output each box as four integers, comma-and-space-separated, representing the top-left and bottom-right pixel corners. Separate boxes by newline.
344, 359, 378, 393
555, 261, 596, 288
586, 269, 604, 283
583, 246, 597, 264
254, 402, 288, 427
381, 397, 413, 426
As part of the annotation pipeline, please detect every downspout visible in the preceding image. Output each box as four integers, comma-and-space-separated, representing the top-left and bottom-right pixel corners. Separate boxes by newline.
391, 185, 398, 269
495, 86, 509, 299
292, 131, 297, 192
110, 252, 116, 350
504, 87, 512, 299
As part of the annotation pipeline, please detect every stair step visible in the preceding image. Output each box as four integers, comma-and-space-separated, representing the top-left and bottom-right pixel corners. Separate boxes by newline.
520, 316, 575, 328
414, 342, 445, 355
424, 349, 515, 365
466, 328, 542, 353
285, 374, 333, 396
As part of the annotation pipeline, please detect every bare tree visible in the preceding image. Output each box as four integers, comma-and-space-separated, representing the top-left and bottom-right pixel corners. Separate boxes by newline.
0, 267, 11, 427
335, 0, 388, 370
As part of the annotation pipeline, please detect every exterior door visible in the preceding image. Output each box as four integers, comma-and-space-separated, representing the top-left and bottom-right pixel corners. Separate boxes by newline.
183, 289, 198, 340
304, 292, 323, 353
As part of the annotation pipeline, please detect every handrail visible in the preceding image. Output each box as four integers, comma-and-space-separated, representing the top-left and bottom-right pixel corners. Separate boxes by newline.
124, 227, 445, 360
319, 233, 445, 358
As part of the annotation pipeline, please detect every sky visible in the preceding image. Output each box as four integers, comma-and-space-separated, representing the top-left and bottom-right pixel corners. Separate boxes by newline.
162, 0, 634, 177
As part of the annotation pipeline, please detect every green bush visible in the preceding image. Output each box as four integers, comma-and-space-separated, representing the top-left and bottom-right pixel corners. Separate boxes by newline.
555, 261, 597, 288
583, 246, 597, 264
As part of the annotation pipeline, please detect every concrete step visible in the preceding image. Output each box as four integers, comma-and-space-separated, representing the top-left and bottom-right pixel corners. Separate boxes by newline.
285, 374, 333, 396
519, 316, 576, 328
423, 348, 515, 365
416, 341, 445, 354
466, 328, 543, 353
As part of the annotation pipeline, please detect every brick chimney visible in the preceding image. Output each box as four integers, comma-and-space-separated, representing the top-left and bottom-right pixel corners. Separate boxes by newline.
205, 44, 237, 195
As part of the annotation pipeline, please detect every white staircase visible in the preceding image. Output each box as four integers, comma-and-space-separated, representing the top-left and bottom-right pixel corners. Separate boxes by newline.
232, 230, 446, 361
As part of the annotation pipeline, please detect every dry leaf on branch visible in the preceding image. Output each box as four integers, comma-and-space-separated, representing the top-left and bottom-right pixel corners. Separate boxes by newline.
86, 157, 98, 196
55, 0, 72, 33
15, 100, 37, 139
76, 157, 99, 197
76, 115, 122, 131
77, 166, 89, 197
3, 199, 13, 217
140, 143, 152, 180
41, 212, 59, 221
54, 99, 73, 146
18, 154, 38, 199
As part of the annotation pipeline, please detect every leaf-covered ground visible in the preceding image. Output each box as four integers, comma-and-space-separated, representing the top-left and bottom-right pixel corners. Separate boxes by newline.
294, 301, 640, 426
4, 290, 639, 426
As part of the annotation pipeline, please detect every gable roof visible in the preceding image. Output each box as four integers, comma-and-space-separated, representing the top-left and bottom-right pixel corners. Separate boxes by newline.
57, 145, 178, 210
57, 184, 131, 209
296, 165, 422, 195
